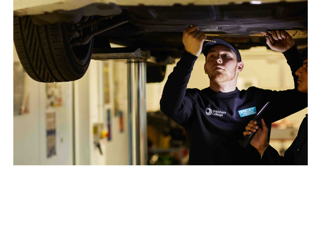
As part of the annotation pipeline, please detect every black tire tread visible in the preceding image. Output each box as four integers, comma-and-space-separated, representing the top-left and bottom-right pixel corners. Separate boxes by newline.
14, 16, 92, 82
14, 16, 48, 81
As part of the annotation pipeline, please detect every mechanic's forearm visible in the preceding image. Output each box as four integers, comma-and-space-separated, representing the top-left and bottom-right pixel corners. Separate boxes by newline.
160, 50, 197, 113
257, 142, 269, 156
283, 45, 302, 89
269, 45, 307, 122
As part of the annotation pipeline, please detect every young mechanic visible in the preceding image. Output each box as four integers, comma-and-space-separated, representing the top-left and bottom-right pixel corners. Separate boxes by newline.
243, 47, 308, 165
160, 27, 307, 165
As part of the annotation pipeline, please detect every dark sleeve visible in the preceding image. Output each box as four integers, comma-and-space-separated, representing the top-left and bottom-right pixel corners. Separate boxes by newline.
283, 45, 302, 89
264, 45, 307, 122
160, 51, 198, 125
261, 116, 307, 165
260, 143, 296, 165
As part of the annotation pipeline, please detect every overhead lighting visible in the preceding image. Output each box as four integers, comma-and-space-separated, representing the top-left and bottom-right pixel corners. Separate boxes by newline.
250, 1, 262, 4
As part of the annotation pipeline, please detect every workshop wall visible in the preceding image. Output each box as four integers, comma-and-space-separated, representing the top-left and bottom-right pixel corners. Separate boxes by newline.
103, 60, 129, 165
14, 46, 129, 165
72, 59, 129, 165
14, 48, 74, 165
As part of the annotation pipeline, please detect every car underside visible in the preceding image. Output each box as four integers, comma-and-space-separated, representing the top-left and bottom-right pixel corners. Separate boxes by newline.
14, 1, 307, 82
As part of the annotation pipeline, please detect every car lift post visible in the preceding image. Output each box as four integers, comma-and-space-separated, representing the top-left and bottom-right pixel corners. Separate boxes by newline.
127, 60, 147, 165
92, 47, 151, 165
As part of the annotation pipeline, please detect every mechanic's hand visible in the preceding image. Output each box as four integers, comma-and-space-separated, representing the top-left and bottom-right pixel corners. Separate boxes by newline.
243, 118, 269, 155
261, 30, 294, 52
183, 25, 206, 57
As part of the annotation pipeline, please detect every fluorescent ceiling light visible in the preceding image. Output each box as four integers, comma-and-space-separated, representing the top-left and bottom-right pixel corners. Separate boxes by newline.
250, 1, 262, 4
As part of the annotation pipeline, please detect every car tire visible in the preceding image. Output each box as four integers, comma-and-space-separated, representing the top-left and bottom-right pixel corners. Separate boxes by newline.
147, 64, 167, 83
14, 16, 93, 82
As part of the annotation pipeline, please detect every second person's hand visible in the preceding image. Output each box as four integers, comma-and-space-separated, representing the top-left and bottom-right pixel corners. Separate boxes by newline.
261, 30, 294, 53
243, 118, 269, 155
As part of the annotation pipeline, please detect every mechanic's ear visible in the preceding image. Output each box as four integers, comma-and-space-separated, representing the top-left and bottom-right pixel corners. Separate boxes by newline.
237, 61, 244, 72
204, 64, 208, 74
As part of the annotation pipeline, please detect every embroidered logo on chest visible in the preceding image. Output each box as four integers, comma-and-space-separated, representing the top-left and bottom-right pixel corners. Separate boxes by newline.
205, 108, 227, 117
238, 107, 257, 117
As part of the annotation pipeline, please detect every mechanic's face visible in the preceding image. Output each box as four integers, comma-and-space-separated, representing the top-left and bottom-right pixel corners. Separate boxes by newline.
204, 45, 244, 84
295, 59, 308, 93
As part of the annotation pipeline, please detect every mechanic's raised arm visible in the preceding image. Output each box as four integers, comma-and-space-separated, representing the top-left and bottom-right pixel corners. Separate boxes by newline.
160, 25, 206, 125
261, 30, 307, 122
261, 30, 301, 88
183, 25, 207, 57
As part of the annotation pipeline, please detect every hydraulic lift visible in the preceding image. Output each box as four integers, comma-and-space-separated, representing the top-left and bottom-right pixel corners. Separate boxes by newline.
92, 47, 171, 165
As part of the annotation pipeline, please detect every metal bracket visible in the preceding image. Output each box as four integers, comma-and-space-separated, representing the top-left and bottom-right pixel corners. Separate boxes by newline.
91, 47, 175, 65
71, 18, 129, 47
91, 47, 150, 61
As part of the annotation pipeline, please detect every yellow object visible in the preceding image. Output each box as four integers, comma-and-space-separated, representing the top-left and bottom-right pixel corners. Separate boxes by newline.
101, 130, 108, 138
